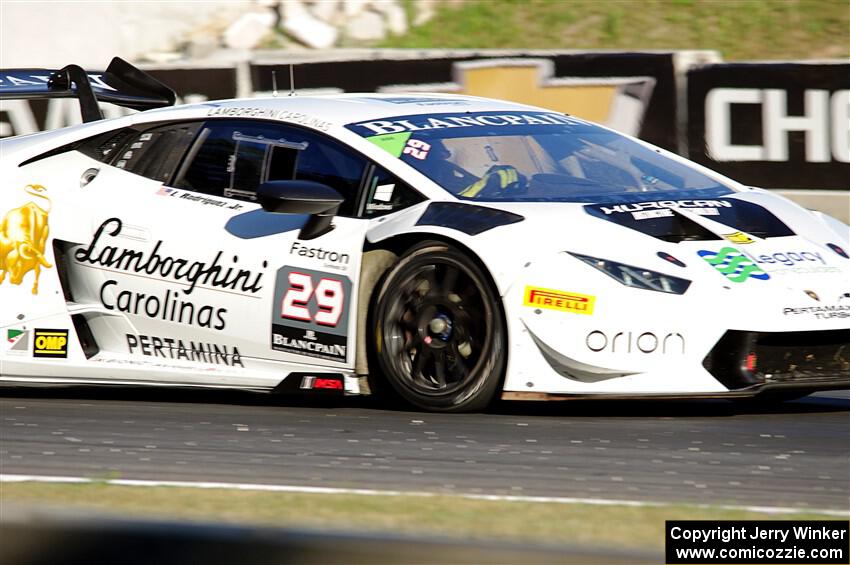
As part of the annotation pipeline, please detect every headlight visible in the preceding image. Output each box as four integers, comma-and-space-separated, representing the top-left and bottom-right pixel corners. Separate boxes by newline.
568, 252, 691, 294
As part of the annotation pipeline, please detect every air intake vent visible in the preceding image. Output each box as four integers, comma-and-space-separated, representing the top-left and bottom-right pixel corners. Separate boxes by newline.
703, 329, 850, 390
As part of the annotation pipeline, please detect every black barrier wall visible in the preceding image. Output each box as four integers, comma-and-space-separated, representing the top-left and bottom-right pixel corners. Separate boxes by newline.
3, 52, 848, 195
687, 62, 850, 190
250, 51, 680, 151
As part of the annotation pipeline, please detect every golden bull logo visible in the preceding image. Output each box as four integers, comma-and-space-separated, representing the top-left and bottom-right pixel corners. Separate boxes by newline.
0, 184, 52, 294
33, 328, 68, 358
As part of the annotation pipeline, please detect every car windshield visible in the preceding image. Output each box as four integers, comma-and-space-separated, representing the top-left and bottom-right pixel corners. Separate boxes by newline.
347, 111, 733, 203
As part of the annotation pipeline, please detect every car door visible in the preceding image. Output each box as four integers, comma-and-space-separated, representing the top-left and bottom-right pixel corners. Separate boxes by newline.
67, 118, 373, 387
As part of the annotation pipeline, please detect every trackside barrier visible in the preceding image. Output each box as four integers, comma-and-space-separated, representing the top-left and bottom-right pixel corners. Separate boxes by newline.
1, 50, 846, 220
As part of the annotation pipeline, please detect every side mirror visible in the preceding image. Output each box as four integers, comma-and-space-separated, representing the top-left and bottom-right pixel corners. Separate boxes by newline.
257, 180, 344, 240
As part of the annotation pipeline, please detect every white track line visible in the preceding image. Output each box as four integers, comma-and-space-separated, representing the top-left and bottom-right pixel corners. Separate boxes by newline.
2, 474, 847, 517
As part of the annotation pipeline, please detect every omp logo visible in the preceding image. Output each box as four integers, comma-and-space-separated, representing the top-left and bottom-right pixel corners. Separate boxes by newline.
0, 184, 52, 294
33, 329, 68, 358
722, 231, 754, 245
380, 59, 656, 136
523, 286, 595, 315
698, 247, 770, 283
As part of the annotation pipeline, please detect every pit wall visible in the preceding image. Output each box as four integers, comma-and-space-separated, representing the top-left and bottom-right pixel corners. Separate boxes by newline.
1, 50, 847, 222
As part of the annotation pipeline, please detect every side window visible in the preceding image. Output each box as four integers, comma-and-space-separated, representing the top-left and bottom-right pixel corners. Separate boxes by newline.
173, 121, 297, 197
173, 120, 368, 216
113, 123, 202, 183
77, 128, 137, 163
361, 166, 425, 218
292, 134, 367, 216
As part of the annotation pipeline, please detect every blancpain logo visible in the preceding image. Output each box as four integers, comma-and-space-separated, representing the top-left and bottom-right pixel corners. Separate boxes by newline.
273, 334, 346, 357
356, 112, 576, 135
600, 199, 733, 215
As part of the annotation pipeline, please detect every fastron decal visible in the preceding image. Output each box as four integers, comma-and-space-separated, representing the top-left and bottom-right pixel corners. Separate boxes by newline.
289, 241, 350, 268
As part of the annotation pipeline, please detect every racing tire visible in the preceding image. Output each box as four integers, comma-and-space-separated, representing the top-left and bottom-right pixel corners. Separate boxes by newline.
371, 241, 506, 412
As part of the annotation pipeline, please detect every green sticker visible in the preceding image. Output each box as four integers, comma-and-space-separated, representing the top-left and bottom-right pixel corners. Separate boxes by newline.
366, 132, 412, 158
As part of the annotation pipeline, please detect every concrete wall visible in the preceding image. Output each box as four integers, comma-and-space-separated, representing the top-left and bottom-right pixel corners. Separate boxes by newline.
0, 1, 253, 68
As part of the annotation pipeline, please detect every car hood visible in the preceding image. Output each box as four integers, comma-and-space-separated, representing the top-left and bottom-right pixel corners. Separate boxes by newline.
470, 189, 850, 301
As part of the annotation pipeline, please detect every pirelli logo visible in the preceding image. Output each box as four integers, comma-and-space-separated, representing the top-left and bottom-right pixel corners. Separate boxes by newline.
33, 328, 68, 358
523, 286, 595, 315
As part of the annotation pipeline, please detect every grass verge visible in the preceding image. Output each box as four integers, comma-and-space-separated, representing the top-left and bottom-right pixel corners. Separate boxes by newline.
382, 0, 850, 60
1, 482, 835, 550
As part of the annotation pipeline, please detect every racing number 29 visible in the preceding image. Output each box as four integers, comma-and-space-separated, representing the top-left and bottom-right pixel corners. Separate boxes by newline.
281, 272, 344, 327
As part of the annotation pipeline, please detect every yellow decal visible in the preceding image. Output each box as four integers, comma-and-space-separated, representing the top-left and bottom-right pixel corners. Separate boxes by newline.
723, 231, 754, 245
0, 184, 52, 294
33, 328, 68, 358
523, 286, 595, 315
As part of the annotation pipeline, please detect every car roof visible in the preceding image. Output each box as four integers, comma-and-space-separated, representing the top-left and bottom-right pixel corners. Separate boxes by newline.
140, 92, 551, 129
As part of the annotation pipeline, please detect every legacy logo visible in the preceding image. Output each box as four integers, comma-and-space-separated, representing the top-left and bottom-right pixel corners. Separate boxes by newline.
523, 286, 595, 315
33, 328, 68, 358
697, 247, 770, 283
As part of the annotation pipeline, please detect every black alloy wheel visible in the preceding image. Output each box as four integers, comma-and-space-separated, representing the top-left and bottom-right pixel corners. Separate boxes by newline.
372, 242, 506, 412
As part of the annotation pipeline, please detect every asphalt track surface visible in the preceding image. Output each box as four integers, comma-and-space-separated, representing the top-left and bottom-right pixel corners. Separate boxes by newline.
1, 387, 848, 512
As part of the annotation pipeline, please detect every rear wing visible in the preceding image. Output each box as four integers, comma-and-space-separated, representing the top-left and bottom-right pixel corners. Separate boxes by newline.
0, 57, 176, 123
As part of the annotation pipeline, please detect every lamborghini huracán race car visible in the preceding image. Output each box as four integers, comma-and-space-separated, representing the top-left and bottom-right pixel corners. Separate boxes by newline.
1, 58, 848, 411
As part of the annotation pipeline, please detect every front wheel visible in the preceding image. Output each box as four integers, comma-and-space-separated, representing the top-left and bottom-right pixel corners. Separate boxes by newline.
371, 242, 506, 412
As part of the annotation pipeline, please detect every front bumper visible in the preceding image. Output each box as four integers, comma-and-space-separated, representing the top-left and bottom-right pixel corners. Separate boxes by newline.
703, 328, 850, 390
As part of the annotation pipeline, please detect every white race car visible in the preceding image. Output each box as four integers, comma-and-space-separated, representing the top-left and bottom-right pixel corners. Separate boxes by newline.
2, 59, 848, 411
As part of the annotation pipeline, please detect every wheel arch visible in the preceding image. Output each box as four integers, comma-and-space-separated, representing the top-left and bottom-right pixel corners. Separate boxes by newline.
355, 231, 510, 398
